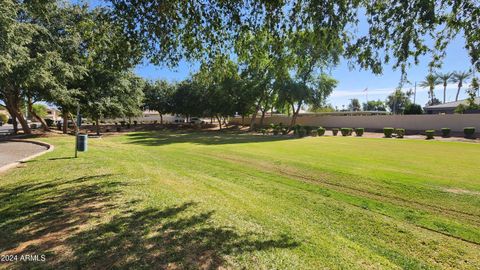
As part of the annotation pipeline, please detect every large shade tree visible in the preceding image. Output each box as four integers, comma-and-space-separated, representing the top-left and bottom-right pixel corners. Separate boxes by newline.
109, 0, 480, 78
143, 80, 175, 124
0, 0, 70, 134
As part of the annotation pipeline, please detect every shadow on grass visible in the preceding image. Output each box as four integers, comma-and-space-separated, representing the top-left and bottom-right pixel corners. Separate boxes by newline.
126, 130, 293, 147
1, 173, 298, 269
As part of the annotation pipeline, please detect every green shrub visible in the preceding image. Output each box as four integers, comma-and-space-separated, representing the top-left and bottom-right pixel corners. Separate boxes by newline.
311, 130, 318, 137
441, 128, 451, 138
0, 113, 9, 124
425, 130, 435, 140
297, 127, 306, 138
317, 127, 326, 136
383, 127, 394, 138
304, 126, 317, 136
340, 128, 352, 136
259, 128, 267, 135
464, 127, 475, 138
332, 128, 339, 136
396, 128, 405, 138
293, 124, 301, 135
281, 128, 288, 135
404, 103, 423, 115
354, 128, 364, 136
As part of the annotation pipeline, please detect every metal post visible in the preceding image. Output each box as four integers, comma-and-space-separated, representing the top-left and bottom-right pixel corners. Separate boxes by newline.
413, 82, 417, 104
75, 104, 79, 158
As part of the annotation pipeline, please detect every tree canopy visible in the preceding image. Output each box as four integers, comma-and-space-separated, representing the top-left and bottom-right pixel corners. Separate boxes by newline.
109, 0, 480, 77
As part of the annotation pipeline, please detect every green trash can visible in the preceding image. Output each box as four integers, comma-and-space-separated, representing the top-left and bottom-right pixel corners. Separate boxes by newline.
77, 134, 88, 152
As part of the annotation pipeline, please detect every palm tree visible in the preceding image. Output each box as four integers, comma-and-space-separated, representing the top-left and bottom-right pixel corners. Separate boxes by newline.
435, 72, 452, 103
419, 74, 440, 105
450, 71, 471, 101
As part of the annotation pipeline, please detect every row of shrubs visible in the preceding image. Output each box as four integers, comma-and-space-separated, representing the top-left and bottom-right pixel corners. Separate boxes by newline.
424, 127, 476, 139
260, 123, 476, 140
382, 127, 476, 139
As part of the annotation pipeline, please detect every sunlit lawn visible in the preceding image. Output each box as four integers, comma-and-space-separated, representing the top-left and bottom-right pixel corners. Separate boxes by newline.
1, 130, 479, 269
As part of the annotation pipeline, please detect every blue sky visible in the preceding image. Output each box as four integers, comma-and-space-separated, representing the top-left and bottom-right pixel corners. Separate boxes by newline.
88, 0, 474, 108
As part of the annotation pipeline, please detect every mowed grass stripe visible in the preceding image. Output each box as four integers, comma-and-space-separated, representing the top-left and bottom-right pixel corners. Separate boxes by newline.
135, 145, 479, 268
1, 131, 479, 269
193, 150, 480, 243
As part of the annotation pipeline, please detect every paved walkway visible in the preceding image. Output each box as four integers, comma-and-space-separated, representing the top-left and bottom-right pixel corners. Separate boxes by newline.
0, 141, 48, 167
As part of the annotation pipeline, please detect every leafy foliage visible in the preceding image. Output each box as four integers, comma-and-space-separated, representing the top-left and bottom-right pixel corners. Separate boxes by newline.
425, 130, 435, 140
354, 128, 364, 137
348, 99, 361, 111
404, 104, 423, 115
464, 127, 475, 138
441, 128, 451, 138
383, 128, 394, 138
395, 128, 405, 138
386, 89, 412, 114
340, 128, 352, 136
362, 100, 386, 111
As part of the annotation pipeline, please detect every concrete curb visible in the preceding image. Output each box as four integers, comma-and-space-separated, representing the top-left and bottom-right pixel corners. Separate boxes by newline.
0, 139, 54, 174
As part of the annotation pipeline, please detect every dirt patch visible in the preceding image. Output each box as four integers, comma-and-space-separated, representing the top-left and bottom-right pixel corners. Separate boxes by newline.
443, 188, 480, 196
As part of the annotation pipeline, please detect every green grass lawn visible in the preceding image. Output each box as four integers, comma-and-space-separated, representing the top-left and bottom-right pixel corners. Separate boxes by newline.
1, 131, 480, 269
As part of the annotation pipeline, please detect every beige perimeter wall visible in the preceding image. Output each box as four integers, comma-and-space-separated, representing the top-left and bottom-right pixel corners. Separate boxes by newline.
231, 114, 480, 132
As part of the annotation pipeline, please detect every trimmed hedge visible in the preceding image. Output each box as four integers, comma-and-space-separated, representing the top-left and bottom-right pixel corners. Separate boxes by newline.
464, 127, 475, 138
317, 127, 326, 136
332, 128, 339, 136
425, 130, 435, 140
355, 128, 364, 137
293, 124, 301, 135
441, 128, 451, 138
297, 127, 306, 137
395, 128, 405, 138
304, 126, 314, 135
383, 127, 394, 138
311, 130, 318, 137
340, 128, 352, 136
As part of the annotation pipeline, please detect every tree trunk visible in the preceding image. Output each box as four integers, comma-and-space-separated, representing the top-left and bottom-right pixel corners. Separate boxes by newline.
159, 113, 163, 125
5, 95, 31, 134
241, 115, 245, 126
12, 115, 18, 134
13, 108, 31, 134
216, 114, 222, 130
27, 99, 50, 131
259, 109, 267, 127
249, 101, 263, 131
443, 84, 446, 103
69, 112, 78, 131
62, 110, 68, 134
289, 102, 302, 128
455, 86, 461, 101
96, 119, 100, 136
5, 105, 18, 134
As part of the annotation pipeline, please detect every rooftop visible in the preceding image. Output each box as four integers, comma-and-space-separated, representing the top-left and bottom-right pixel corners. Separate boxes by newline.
424, 98, 480, 109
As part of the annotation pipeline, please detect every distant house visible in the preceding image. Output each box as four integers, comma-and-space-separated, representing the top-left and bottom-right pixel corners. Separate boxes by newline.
45, 108, 60, 121
424, 98, 480, 114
